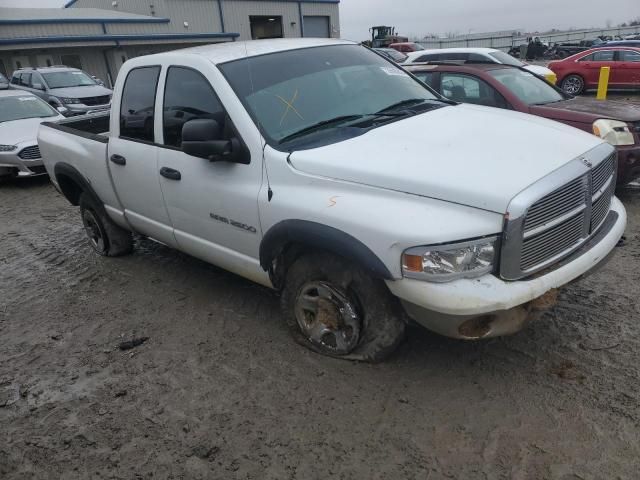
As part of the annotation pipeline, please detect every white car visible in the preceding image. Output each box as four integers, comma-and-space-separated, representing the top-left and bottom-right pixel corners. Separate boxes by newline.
0, 90, 65, 179
38, 39, 625, 361
404, 47, 557, 83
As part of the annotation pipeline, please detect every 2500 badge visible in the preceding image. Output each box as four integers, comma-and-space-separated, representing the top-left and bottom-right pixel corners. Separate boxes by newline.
209, 212, 257, 233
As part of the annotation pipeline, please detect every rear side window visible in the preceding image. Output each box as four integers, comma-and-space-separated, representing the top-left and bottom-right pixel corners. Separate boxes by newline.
162, 67, 225, 148
120, 66, 161, 142
620, 50, 640, 62
416, 54, 440, 63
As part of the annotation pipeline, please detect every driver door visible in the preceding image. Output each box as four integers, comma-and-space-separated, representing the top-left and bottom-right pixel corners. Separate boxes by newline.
156, 66, 265, 279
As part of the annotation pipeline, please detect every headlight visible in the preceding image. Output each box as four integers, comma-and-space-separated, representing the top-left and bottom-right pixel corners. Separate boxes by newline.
593, 119, 635, 146
59, 97, 81, 105
0, 144, 17, 152
402, 237, 498, 282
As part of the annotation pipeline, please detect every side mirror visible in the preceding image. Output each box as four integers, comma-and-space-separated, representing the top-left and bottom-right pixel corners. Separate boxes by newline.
56, 106, 68, 114
32, 82, 45, 91
181, 119, 248, 163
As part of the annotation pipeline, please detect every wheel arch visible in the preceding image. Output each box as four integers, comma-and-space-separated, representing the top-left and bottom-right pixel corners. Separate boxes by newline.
54, 162, 103, 210
259, 220, 394, 289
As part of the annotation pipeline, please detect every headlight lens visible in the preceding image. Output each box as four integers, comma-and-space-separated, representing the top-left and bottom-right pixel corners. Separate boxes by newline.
0, 144, 17, 152
59, 97, 81, 105
593, 119, 635, 146
402, 237, 498, 282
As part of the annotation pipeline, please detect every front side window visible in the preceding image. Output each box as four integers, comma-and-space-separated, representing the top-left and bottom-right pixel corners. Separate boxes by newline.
42, 71, 96, 88
162, 67, 225, 148
489, 68, 564, 105
219, 45, 441, 147
0, 95, 58, 123
440, 73, 507, 108
120, 66, 161, 142
412, 71, 438, 88
592, 51, 615, 62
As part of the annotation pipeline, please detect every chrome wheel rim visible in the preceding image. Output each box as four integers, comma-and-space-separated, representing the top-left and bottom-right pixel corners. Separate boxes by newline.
294, 281, 361, 355
563, 76, 583, 95
82, 209, 105, 252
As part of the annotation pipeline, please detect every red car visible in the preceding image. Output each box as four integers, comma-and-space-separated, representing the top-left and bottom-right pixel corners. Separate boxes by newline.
388, 42, 424, 53
405, 63, 640, 185
548, 47, 640, 95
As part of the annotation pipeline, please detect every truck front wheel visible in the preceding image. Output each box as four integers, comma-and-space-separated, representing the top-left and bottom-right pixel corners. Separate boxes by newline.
79, 193, 133, 257
281, 253, 405, 362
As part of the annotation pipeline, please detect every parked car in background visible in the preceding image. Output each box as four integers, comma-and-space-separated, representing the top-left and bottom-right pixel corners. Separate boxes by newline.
406, 63, 640, 185
600, 40, 640, 48
0, 73, 9, 90
548, 38, 605, 58
388, 42, 424, 53
10, 66, 113, 116
373, 47, 408, 63
404, 48, 557, 84
39, 39, 625, 361
548, 47, 640, 95
0, 90, 65, 179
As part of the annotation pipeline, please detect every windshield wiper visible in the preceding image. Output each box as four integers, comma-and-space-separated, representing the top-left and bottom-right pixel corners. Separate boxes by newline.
278, 115, 369, 144
376, 98, 431, 114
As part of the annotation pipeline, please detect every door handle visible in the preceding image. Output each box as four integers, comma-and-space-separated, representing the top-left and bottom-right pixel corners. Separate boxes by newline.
110, 154, 126, 166
160, 167, 181, 181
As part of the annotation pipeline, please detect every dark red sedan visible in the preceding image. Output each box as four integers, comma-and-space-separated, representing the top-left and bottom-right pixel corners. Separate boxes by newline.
548, 47, 640, 95
405, 63, 640, 184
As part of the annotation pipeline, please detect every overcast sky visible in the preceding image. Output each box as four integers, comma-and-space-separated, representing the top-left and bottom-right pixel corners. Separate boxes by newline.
0, 0, 637, 40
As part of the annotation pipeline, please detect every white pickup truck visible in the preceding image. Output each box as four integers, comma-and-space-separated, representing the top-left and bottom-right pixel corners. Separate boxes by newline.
39, 38, 626, 362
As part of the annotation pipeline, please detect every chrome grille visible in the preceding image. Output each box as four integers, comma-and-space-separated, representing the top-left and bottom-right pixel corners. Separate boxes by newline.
523, 175, 587, 232
17, 145, 41, 160
521, 213, 585, 271
591, 153, 615, 194
500, 144, 617, 280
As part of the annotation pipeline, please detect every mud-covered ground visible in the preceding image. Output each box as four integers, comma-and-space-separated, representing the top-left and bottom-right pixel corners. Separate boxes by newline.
1, 177, 639, 479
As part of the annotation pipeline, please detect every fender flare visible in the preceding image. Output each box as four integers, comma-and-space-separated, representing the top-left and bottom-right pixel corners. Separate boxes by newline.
53, 162, 103, 210
259, 220, 394, 282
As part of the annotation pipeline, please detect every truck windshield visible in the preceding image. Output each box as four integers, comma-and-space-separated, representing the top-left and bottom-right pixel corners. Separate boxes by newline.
0, 95, 58, 123
219, 44, 442, 146
42, 71, 96, 88
489, 68, 564, 105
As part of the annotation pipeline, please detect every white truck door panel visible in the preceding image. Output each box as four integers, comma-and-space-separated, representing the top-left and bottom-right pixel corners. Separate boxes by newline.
109, 65, 176, 247
155, 66, 265, 283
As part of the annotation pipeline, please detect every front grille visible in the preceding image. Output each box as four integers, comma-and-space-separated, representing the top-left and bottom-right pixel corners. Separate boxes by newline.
80, 95, 110, 106
501, 146, 617, 280
18, 145, 41, 160
27, 165, 47, 175
521, 213, 585, 271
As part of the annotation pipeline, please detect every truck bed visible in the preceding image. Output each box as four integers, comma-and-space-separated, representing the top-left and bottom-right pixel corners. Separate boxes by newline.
38, 112, 122, 211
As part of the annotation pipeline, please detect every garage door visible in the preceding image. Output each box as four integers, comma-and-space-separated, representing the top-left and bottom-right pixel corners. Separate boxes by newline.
303, 16, 330, 38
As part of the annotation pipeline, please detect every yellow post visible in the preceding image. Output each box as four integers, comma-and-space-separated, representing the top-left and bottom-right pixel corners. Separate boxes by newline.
596, 66, 610, 100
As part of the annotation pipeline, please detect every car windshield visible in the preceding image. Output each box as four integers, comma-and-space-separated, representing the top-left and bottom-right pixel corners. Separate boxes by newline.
42, 71, 96, 88
488, 51, 525, 67
219, 44, 442, 146
489, 68, 564, 105
0, 95, 58, 123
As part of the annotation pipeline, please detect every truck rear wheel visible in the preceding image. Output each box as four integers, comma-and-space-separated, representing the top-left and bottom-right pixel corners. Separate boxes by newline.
79, 193, 133, 257
281, 253, 405, 362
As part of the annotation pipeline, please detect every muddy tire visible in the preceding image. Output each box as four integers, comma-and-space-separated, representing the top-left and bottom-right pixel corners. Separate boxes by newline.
281, 253, 406, 362
79, 192, 133, 257
561, 74, 585, 95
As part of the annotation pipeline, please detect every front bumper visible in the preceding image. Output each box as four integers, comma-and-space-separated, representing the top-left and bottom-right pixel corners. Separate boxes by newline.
616, 144, 640, 185
0, 144, 45, 177
387, 197, 626, 338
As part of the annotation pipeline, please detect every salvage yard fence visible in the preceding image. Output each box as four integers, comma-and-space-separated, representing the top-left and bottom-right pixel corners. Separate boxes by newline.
416, 25, 640, 51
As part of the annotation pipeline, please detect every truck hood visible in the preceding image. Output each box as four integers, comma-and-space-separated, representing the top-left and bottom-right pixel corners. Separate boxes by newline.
50, 85, 112, 101
0, 116, 62, 145
531, 97, 640, 123
288, 104, 604, 213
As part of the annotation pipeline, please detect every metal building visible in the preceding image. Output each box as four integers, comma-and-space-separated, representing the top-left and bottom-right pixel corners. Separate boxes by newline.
0, 0, 340, 87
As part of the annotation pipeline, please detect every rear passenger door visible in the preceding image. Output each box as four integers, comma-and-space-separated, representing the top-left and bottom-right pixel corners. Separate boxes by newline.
108, 65, 177, 247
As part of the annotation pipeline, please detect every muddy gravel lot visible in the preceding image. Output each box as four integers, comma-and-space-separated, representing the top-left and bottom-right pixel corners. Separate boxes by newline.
1, 177, 640, 479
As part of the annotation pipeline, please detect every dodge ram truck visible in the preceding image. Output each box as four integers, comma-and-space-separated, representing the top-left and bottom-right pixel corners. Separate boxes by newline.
39, 39, 626, 362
